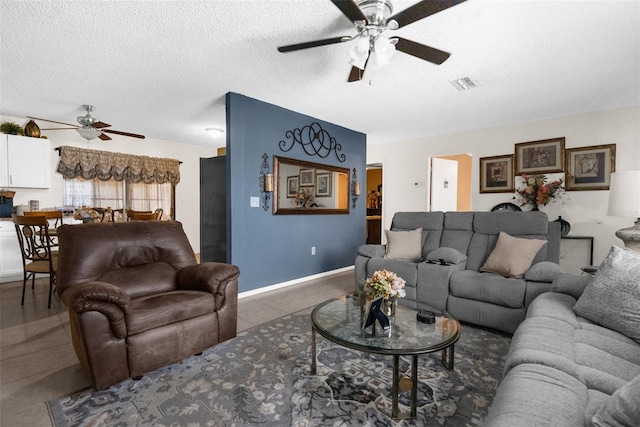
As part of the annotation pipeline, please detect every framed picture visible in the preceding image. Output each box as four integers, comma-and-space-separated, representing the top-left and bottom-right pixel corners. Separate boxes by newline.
286, 176, 299, 198
565, 144, 616, 191
299, 169, 314, 186
315, 173, 331, 197
479, 154, 514, 193
515, 137, 565, 174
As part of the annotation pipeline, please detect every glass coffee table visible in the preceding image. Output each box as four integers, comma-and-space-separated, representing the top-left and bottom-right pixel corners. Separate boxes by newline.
310, 295, 461, 419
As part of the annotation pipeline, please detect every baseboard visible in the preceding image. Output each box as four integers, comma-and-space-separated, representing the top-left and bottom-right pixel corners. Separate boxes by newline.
238, 266, 354, 299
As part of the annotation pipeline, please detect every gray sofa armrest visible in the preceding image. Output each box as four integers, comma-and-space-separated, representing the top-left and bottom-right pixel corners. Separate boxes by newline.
524, 261, 564, 283
550, 273, 592, 300
357, 244, 386, 258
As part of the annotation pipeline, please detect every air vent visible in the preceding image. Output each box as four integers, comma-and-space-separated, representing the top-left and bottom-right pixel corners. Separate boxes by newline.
450, 77, 477, 91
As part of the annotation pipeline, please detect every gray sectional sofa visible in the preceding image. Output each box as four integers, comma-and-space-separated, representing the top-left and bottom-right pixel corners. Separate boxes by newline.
355, 211, 562, 333
485, 254, 640, 426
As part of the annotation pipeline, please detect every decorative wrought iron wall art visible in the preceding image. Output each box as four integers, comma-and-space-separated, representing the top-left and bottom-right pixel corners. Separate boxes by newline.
259, 153, 273, 211
352, 167, 361, 209
279, 122, 346, 163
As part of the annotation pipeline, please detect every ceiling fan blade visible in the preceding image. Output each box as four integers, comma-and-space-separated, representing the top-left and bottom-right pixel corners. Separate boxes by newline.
39, 127, 77, 131
348, 66, 363, 82
98, 133, 112, 141
395, 37, 451, 64
388, 0, 467, 29
93, 121, 111, 129
27, 116, 77, 128
102, 129, 146, 139
278, 36, 350, 52
330, 0, 367, 23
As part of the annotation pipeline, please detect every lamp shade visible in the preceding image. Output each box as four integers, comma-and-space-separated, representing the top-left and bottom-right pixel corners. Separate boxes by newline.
607, 171, 640, 218
76, 127, 102, 141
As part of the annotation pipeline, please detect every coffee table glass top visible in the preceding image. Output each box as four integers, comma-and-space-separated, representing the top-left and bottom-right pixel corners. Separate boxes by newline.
311, 295, 460, 355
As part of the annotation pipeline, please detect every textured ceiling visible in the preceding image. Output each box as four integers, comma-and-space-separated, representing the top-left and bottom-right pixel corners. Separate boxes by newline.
1, 0, 639, 149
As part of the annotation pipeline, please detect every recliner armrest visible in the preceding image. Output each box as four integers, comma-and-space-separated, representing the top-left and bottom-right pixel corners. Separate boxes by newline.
358, 244, 386, 258
177, 262, 240, 309
59, 281, 130, 339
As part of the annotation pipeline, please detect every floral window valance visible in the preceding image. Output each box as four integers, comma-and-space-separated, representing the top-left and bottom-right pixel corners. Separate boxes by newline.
56, 146, 180, 185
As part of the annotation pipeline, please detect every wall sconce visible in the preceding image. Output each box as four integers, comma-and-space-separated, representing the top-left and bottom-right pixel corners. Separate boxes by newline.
260, 153, 273, 212
352, 167, 360, 209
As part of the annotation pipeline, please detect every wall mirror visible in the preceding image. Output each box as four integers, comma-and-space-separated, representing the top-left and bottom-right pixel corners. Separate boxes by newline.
273, 156, 350, 215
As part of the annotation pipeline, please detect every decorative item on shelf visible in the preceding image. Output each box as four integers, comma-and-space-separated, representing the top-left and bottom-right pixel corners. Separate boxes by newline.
259, 153, 273, 212
73, 207, 100, 223
607, 171, 640, 253
363, 269, 406, 318
24, 119, 41, 138
554, 216, 571, 236
0, 121, 24, 135
295, 187, 314, 208
513, 174, 565, 211
352, 167, 360, 209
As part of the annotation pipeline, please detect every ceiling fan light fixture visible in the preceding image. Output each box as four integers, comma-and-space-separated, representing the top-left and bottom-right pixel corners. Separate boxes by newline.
368, 36, 396, 69
349, 37, 370, 70
76, 127, 102, 141
206, 127, 225, 138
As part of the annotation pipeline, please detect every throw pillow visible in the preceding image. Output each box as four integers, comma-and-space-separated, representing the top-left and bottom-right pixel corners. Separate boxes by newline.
573, 246, 640, 342
591, 373, 640, 427
480, 231, 547, 278
384, 228, 423, 261
426, 247, 467, 265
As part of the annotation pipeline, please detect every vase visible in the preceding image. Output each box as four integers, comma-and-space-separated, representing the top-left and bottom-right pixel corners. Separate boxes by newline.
382, 298, 397, 317
554, 216, 571, 236
24, 120, 41, 138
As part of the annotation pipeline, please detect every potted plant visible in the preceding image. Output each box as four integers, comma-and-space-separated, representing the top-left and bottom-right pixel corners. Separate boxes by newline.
0, 121, 24, 135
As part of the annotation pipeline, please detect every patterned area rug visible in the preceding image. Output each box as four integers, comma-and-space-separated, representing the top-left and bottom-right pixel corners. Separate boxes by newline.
48, 307, 511, 426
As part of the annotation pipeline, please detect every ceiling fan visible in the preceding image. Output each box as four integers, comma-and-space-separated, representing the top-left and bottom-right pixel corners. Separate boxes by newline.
277, 0, 467, 82
28, 105, 145, 141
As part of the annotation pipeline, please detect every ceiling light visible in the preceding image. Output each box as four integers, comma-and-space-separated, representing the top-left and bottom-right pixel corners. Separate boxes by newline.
206, 127, 225, 138
450, 77, 477, 91
349, 35, 396, 71
76, 127, 102, 140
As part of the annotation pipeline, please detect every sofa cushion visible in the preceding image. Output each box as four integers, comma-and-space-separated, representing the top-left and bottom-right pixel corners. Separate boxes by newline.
450, 270, 526, 308
127, 290, 216, 335
480, 232, 547, 278
592, 374, 640, 427
484, 363, 588, 427
384, 228, 423, 261
574, 246, 640, 342
425, 247, 467, 265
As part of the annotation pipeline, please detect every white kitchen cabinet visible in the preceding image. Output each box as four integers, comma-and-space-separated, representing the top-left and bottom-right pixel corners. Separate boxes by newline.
0, 134, 51, 188
0, 220, 23, 282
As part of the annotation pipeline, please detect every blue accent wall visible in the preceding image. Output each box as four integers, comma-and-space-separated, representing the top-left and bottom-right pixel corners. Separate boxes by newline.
226, 93, 367, 292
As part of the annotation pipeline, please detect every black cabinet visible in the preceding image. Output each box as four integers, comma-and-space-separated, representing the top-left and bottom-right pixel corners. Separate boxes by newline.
200, 156, 227, 263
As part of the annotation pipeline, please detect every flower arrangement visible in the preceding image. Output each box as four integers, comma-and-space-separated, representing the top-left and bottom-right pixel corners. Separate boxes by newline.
74, 207, 100, 223
363, 269, 406, 300
295, 188, 314, 208
514, 174, 565, 209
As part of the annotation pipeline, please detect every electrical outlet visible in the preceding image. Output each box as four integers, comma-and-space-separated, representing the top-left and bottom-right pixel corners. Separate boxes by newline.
311, 246, 316, 255
250, 197, 259, 208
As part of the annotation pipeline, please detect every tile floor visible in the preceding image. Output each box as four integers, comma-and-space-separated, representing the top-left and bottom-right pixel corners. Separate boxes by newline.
0, 270, 355, 426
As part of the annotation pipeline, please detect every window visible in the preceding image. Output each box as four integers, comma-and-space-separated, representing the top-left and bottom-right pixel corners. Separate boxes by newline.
64, 177, 173, 220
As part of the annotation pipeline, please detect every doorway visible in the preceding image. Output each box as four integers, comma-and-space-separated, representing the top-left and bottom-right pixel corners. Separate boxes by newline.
366, 163, 383, 244
430, 154, 472, 212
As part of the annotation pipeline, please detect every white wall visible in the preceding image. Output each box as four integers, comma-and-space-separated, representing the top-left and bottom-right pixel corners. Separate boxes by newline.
1, 115, 218, 252
368, 106, 640, 270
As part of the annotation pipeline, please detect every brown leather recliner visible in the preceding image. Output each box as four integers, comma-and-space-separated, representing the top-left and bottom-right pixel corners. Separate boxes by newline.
56, 221, 240, 390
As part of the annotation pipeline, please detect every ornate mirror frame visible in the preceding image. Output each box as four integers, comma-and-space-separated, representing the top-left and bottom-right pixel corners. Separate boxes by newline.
273, 156, 350, 215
